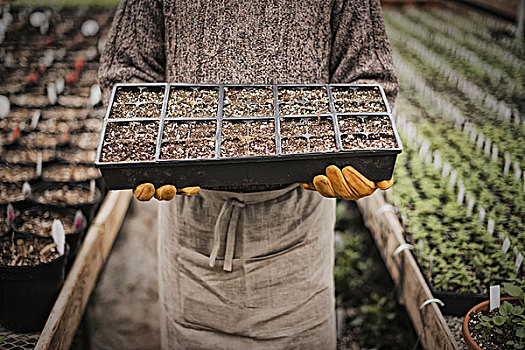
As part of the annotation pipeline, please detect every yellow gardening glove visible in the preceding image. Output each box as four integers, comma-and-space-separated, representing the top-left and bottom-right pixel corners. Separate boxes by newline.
300, 165, 393, 200
133, 183, 201, 201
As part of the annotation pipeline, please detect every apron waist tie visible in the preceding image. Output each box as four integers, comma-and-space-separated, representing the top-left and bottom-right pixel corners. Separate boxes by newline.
209, 199, 245, 272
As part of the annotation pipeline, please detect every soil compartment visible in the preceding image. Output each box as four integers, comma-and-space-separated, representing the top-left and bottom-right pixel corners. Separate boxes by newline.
278, 86, 330, 116
280, 116, 337, 154
100, 121, 159, 163
108, 85, 165, 119
166, 86, 219, 118
220, 119, 276, 157
160, 120, 217, 160
223, 86, 274, 118
331, 85, 388, 113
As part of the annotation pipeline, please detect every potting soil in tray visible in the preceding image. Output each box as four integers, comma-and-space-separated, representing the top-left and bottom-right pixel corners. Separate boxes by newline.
96, 84, 401, 189
0, 183, 25, 205
0, 236, 61, 267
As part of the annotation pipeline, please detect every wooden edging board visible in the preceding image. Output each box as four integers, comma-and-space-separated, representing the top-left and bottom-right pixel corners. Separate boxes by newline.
357, 191, 459, 350
35, 190, 132, 350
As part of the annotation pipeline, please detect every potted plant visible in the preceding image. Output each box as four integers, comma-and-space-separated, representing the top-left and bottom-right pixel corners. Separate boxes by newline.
462, 283, 525, 350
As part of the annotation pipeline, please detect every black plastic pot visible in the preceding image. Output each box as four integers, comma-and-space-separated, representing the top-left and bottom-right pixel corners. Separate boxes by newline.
12, 206, 87, 260
95, 83, 402, 189
30, 182, 102, 224
0, 235, 68, 332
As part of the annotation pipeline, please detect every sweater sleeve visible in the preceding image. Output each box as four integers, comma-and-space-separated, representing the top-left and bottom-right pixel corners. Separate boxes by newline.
98, 0, 166, 105
329, 0, 398, 107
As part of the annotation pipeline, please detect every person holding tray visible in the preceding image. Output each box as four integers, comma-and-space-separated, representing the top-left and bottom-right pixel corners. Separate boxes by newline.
99, 0, 397, 349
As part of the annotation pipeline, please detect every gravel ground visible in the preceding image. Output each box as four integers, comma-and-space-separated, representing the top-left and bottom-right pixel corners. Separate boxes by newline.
445, 315, 468, 350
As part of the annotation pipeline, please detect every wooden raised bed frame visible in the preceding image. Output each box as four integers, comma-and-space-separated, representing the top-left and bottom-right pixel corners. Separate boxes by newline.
357, 191, 460, 350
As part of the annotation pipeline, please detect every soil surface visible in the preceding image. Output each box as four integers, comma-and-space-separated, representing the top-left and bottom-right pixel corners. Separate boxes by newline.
1, 148, 56, 164
0, 183, 25, 205
100, 121, 159, 162
0, 236, 61, 266
278, 87, 330, 116
15, 209, 78, 236
468, 308, 522, 350
0, 164, 36, 182
110, 87, 164, 119
58, 149, 97, 164
331, 86, 386, 113
221, 120, 275, 157
167, 88, 219, 118
223, 87, 274, 117
280, 117, 336, 154
160, 120, 216, 159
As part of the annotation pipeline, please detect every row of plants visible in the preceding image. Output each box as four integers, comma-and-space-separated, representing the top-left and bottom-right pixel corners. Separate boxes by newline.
385, 10, 523, 112
395, 95, 524, 251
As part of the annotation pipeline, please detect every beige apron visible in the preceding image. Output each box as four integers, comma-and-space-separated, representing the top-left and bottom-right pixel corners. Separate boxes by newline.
157, 185, 336, 350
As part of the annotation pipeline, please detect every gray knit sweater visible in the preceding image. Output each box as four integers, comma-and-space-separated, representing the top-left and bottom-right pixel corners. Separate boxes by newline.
99, 0, 398, 191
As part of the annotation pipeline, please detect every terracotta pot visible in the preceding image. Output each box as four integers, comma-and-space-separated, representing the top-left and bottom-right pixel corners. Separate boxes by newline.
462, 297, 519, 350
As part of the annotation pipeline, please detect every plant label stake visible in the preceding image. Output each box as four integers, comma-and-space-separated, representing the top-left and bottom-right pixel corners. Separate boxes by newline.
0, 95, 10, 119
90, 179, 96, 201
513, 162, 522, 180
483, 138, 491, 157
89, 84, 102, 107
487, 218, 495, 235
466, 194, 475, 216
74, 210, 83, 230
47, 82, 57, 105
514, 247, 519, 258
428, 254, 433, 282
503, 152, 511, 175
515, 253, 523, 274
449, 170, 457, 189
498, 232, 505, 243
433, 151, 442, 171
22, 181, 31, 198
7, 203, 14, 227
491, 144, 499, 162
52, 219, 65, 256
36, 152, 42, 177
476, 133, 484, 150
456, 181, 465, 205
442, 162, 451, 179
478, 206, 486, 222
31, 109, 41, 129
489, 285, 500, 311
501, 237, 511, 254
56, 77, 65, 95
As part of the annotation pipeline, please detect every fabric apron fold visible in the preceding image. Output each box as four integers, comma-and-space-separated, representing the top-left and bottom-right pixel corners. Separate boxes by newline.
158, 184, 336, 350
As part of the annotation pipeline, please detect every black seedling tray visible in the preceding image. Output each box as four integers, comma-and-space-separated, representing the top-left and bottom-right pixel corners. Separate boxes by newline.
96, 83, 402, 189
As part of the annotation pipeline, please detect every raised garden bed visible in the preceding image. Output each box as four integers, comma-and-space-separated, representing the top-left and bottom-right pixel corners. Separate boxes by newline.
96, 83, 400, 189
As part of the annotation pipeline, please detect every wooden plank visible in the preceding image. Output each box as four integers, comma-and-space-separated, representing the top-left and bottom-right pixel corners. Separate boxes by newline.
357, 192, 459, 350
35, 190, 132, 350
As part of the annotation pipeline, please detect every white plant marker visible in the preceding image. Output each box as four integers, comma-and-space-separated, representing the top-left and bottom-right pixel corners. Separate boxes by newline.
502, 238, 511, 254
36, 152, 42, 177
484, 138, 491, 157
476, 133, 484, 150
491, 144, 499, 162
514, 162, 522, 180
466, 194, 475, 216
81, 19, 99, 37
489, 285, 500, 311
442, 162, 451, 179
31, 109, 41, 129
22, 181, 31, 198
74, 210, 83, 230
433, 151, 442, 171
47, 82, 57, 105
487, 219, 495, 235
88, 84, 101, 107
478, 206, 486, 222
0, 95, 9, 119
6, 203, 14, 227
456, 181, 465, 205
56, 78, 65, 95
449, 170, 457, 188
52, 219, 65, 256
515, 253, 523, 273
503, 152, 511, 175
90, 179, 96, 201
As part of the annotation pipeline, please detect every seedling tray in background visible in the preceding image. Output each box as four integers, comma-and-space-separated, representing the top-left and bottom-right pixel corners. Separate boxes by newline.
95, 83, 402, 189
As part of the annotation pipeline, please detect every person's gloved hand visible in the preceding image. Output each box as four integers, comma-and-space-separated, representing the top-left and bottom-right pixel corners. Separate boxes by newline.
133, 183, 201, 201
300, 165, 393, 200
